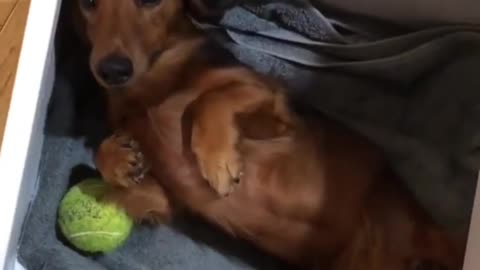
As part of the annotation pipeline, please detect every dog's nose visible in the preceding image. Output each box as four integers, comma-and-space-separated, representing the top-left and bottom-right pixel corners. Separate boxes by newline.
97, 55, 133, 86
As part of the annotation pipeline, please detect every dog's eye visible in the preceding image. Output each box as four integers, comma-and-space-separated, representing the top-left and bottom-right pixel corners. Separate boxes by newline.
136, 0, 162, 7
80, 0, 97, 10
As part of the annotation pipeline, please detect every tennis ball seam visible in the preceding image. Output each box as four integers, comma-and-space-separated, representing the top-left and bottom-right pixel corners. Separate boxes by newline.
69, 231, 123, 239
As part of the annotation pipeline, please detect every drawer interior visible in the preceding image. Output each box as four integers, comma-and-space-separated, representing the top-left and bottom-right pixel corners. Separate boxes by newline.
8, 1, 480, 269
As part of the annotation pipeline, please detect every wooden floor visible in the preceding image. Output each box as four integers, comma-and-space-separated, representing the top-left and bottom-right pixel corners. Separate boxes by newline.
0, 0, 31, 145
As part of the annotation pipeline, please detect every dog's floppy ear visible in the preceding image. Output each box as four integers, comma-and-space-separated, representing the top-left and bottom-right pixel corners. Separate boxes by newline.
57, 0, 89, 48
55, 0, 90, 61
185, 0, 238, 19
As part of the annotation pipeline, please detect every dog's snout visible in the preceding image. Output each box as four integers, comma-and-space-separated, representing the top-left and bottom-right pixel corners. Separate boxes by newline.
97, 54, 134, 86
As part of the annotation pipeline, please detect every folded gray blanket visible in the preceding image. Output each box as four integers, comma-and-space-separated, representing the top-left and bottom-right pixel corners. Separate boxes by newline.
18, 1, 480, 269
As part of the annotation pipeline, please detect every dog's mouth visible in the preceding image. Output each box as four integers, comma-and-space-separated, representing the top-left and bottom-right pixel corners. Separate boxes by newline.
93, 71, 131, 92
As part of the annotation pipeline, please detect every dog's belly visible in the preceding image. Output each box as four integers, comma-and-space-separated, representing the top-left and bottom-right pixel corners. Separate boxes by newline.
216, 125, 392, 265
237, 137, 327, 218
197, 135, 366, 266
134, 90, 201, 151
123, 92, 387, 267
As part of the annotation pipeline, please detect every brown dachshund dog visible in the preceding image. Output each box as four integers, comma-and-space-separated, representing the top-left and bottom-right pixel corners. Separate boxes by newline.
76, 0, 464, 269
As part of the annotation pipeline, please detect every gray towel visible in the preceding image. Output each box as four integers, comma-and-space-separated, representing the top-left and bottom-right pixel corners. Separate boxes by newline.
18, 1, 480, 269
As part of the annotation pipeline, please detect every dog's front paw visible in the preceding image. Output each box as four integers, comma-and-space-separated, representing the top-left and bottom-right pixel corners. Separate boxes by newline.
192, 131, 243, 197
96, 132, 149, 188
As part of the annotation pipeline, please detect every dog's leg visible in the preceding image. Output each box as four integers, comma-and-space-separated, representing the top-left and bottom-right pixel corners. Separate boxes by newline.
187, 85, 291, 196
95, 132, 149, 188
103, 175, 172, 225
96, 132, 171, 224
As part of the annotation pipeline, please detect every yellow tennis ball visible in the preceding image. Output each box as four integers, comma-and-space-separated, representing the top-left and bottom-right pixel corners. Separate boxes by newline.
58, 178, 133, 253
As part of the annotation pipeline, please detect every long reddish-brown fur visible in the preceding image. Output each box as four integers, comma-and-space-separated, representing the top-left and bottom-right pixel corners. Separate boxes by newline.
75, 0, 464, 269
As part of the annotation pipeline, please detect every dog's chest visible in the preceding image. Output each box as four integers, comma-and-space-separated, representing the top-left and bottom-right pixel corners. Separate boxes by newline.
143, 91, 200, 148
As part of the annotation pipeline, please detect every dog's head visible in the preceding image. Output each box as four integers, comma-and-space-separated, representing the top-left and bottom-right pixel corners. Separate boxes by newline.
76, 0, 187, 89
76, 0, 231, 89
